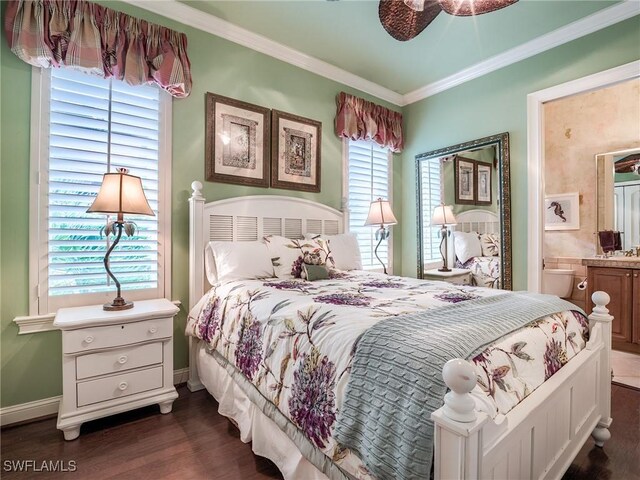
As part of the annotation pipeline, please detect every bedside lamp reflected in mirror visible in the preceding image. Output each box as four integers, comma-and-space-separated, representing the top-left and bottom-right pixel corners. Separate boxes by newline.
431, 204, 458, 272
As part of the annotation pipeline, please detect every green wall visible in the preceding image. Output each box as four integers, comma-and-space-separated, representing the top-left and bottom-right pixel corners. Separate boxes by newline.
402, 16, 640, 288
0, 1, 401, 408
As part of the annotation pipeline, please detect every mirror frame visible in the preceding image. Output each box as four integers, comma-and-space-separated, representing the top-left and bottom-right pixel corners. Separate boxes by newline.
415, 132, 512, 290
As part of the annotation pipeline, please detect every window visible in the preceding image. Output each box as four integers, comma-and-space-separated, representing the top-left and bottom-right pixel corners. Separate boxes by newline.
30, 68, 171, 315
418, 157, 443, 265
344, 139, 393, 271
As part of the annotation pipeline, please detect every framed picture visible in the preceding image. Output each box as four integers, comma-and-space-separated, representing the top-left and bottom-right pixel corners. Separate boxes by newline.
545, 192, 580, 230
271, 110, 321, 192
475, 163, 492, 205
205, 92, 270, 188
454, 156, 476, 205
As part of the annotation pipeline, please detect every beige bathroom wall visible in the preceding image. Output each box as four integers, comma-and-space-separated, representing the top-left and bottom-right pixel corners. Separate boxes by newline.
543, 79, 640, 259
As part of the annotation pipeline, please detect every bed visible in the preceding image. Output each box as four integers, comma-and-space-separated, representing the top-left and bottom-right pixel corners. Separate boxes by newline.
186, 182, 613, 480
451, 210, 502, 289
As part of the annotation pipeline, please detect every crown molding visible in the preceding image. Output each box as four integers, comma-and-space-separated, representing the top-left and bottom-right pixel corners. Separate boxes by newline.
403, 1, 640, 105
121, 0, 404, 106
123, 0, 638, 108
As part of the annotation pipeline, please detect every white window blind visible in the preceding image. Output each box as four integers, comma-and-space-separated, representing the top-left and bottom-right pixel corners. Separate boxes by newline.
346, 140, 392, 270
419, 157, 443, 263
32, 68, 170, 314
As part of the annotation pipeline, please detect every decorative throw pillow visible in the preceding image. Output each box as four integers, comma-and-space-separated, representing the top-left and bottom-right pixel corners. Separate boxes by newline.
303, 233, 363, 270
303, 264, 330, 281
479, 233, 500, 257
453, 231, 482, 264
263, 235, 336, 279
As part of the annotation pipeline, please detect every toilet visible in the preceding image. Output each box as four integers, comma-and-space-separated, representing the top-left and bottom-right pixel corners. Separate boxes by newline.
542, 269, 574, 298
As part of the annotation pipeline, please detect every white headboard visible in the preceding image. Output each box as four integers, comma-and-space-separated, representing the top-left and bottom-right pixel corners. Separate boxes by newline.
452, 209, 499, 235
188, 181, 344, 309
450, 209, 500, 264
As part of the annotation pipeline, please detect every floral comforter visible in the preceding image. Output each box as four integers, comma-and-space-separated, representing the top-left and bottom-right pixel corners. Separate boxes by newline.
457, 255, 501, 289
186, 271, 589, 480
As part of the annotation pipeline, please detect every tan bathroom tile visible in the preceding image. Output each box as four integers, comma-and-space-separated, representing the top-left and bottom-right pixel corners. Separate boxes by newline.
558, 263, 573, 270
573, 265, 587, 276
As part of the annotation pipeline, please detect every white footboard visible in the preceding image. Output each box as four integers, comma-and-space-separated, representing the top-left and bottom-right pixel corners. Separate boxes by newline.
431, 292, 613, 480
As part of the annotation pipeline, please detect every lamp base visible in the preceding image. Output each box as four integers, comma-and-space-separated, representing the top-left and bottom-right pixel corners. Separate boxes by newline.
103, 296, 134, 311
438, 267, 452, 272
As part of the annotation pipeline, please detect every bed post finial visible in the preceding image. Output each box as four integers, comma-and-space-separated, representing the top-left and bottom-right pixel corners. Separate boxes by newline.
191, 181, 204, 200
588, 290, 613, 448
442, 358, 477, 423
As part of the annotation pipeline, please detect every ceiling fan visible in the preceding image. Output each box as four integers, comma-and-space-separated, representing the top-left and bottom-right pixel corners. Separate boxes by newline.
615, 154, 640, 174
379, 0, 518, 41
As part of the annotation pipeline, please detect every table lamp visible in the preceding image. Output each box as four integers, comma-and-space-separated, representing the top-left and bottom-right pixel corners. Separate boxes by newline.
87, 168, 155, 311
365, 198, 398, 274
431, 204, 458, 272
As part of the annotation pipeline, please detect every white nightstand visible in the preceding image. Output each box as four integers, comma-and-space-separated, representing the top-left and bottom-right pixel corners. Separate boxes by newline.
54, 298, 179, 441
423, 268, 472, 285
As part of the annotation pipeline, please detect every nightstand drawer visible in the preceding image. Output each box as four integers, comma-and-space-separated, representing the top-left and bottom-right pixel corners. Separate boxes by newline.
76, 342, 163, 380
77, 366, 163, 407
63, 318, 172, 354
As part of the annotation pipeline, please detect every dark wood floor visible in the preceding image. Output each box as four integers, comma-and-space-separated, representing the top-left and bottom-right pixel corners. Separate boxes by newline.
1, 384, 638, 479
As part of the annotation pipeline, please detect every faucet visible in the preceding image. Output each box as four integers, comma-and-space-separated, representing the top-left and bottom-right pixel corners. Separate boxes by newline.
635, 246, 640, 257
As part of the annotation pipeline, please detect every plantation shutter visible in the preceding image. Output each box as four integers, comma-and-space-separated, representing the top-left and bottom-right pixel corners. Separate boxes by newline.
347, 140, 391, 270
419, 157, 443, 263
45, 68, 162, 311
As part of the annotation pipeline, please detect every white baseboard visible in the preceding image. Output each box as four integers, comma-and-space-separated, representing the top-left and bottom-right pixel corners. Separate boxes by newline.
0, 367, 191, 427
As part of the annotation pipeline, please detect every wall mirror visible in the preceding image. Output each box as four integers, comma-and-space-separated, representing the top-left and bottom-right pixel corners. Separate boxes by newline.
416, 132, 512, 290
595, 147, 640, 253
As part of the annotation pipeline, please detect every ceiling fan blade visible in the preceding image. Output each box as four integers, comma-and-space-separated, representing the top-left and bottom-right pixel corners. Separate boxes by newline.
615, 154, 640, 173
438, 0, 518, 17
379, 0, 442, 42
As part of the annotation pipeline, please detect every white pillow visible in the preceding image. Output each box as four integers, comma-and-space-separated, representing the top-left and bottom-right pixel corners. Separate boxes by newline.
208, 241, 275, 283
453, 231, 482, 264
304, 233, 362, 271
204, 242, 217, 284
264, 235, 335, 279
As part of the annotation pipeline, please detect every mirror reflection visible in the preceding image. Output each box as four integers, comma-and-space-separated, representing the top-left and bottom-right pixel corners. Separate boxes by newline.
596, 147, 640, 254
416, 133, 511, 290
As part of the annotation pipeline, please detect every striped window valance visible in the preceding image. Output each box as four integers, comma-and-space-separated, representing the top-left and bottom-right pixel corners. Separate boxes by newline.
335, 92, 404, 153
4, 0, 192, 98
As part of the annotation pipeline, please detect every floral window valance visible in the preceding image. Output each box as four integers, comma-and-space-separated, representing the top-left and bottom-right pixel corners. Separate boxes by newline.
334, 92, 404, 153
4, 0, 192, 98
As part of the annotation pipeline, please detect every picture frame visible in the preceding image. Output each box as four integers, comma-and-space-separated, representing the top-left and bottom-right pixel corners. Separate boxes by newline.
475, 162, 492, 205
454, 156, 476, 205
205, 92, 270, 188
545, 192, 580, 230
271, 110, 321, 193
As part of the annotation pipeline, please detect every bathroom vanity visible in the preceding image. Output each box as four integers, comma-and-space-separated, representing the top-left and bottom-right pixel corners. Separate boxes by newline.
584, 258, 640, 354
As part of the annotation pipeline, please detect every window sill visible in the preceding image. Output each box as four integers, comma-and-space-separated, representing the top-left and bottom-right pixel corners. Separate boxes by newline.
14, 300, 182, 335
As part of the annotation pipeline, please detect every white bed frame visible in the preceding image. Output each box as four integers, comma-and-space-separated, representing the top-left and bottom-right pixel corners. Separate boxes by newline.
187, 182, 613, 480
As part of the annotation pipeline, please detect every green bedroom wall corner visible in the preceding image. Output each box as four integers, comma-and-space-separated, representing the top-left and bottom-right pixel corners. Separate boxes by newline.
400, 16, 640, 289
0, 0, 402, 408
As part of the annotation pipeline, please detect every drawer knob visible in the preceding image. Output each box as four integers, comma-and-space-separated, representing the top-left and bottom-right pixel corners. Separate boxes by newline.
634, 274, 638, 278
84, 335, 94, 344
148, 326, 158, 334
118, 381, 128, 391
626, 273, 631, 277
118, 355, 128, 365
